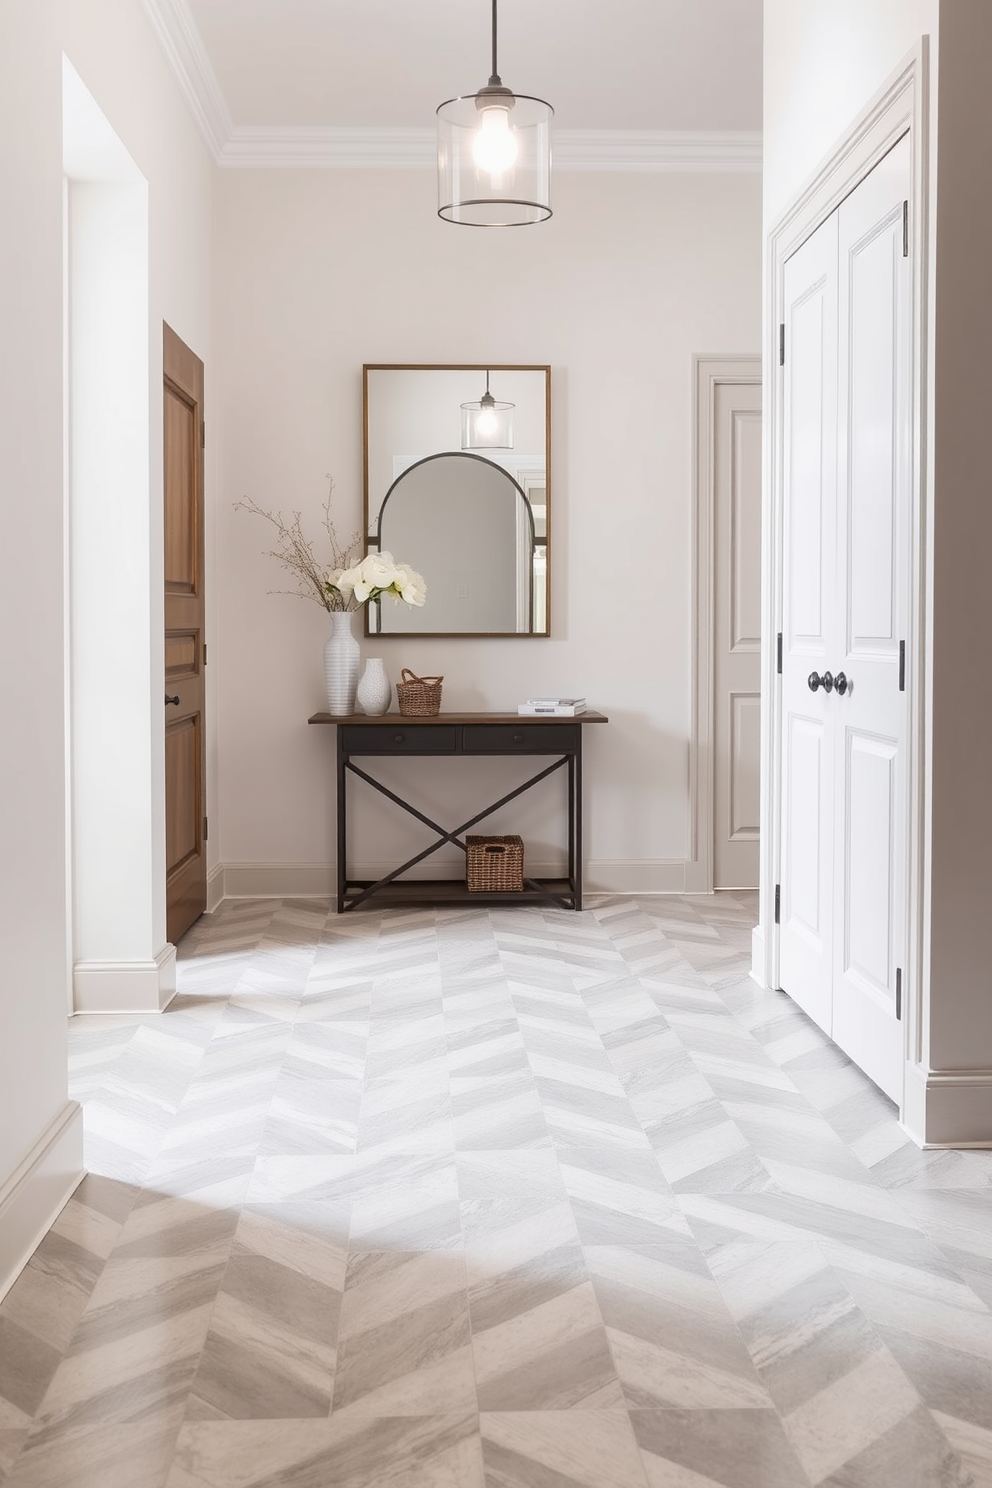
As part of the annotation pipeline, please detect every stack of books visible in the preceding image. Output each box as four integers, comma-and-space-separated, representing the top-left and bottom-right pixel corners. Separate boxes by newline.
517, 697, 587, 716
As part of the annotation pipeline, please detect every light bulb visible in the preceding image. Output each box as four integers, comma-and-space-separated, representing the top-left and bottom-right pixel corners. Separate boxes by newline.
473, 106, 518, 178
475, 406, 499, 438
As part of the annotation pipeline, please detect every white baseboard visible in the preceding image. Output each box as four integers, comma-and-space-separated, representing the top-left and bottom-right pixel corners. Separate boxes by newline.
206, 862, 224, 913
750, 923, 769, 988
209, 858, 696, 903
902, 1062, 992, 1147
73, 943, 176, 1014
0, 1102, 84, 1304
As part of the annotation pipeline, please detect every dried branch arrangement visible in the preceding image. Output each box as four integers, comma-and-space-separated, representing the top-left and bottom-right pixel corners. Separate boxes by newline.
236, 479, 363, 612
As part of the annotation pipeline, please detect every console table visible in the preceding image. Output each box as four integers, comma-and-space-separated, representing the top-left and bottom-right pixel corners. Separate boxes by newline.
308, 711, 608, 913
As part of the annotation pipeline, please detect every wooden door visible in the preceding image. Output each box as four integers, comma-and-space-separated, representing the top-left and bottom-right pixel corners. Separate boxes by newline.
830, 136, 911, 1103
778, 210, 840, 1038
163, 324, 206, 943
713, 379, 762, 889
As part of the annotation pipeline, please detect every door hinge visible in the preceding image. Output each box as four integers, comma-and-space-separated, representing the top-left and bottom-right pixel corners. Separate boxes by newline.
902, 200, 909, 257
201, 420, 206, 449
203, 642, 208, 667
779, 322, 785, 366
899, 639, 905, 692
776, 631, 783, 674
203, 815, 208, 842
895, 967, 903, 1020
774, 883, 781, 924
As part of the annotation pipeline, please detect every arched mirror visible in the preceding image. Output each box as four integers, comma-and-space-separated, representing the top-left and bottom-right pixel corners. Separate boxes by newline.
364, 365, 550, 637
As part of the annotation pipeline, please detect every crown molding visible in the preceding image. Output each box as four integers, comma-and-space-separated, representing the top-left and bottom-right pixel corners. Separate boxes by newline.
557, 129, 762, 173
142, 0, 762, 174
220, 127, 437, 170
140, 0, 232, 159
219, 126, 761, 172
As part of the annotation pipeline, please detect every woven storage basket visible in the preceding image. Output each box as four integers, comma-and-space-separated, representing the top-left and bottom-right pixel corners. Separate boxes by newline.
466, 835, 524, 893
396, 668, 443, 717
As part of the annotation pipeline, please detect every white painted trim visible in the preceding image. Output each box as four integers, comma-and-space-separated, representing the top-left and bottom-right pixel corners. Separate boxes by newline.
209, 858, 695, 903
206, 863, 224, 913
0, 1103, 84, 1304
219, 127, 762, 173
757, 45, 930, 1116
138, 4, 762, 174
750, 923, 767, 987
688, 355, 762, 897
73, 944, 176, 1013
139, 0, 231, 159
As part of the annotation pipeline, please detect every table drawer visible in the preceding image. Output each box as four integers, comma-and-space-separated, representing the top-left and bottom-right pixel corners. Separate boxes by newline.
341, 725, 458, 754
462, 724, 580, 753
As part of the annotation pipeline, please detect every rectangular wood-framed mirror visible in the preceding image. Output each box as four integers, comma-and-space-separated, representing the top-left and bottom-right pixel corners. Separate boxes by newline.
363, 364, 551, 638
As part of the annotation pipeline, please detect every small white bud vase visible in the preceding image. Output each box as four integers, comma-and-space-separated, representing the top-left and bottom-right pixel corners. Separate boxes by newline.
323, 610, 361, 716
356, 657, 392, 716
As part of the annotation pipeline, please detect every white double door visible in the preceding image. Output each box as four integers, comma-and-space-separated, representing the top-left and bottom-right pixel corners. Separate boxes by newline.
779, 135, 911, 1103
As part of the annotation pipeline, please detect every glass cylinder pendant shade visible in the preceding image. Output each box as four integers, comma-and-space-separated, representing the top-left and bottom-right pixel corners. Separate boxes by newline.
438, 87, 552, 227
460, 389, 514, 450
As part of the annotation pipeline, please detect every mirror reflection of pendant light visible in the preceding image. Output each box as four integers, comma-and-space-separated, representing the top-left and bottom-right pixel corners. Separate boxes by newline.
461, 371, 514, 449
437, 0, 553, 227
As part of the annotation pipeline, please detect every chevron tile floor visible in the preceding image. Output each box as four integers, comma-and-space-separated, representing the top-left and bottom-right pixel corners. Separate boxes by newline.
2, 893, 992, 1486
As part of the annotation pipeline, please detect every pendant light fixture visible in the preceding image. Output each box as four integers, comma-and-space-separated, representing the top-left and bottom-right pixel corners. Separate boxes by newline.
437, 0, 553, 227
461, 372, 514, 449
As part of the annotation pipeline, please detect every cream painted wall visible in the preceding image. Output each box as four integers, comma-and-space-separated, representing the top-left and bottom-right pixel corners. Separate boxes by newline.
0, 0, 214, 1291
213, 168, 762, 894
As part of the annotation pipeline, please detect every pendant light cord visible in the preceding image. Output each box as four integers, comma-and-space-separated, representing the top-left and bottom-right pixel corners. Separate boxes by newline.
489, 0, 501, 86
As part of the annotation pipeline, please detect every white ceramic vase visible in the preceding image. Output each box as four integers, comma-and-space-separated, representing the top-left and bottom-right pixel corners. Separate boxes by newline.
356, 657, 392, 716
323, 609, 361, 716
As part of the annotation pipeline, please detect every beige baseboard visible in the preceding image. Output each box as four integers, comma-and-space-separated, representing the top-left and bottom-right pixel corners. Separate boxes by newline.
0, 1103, 84, 1304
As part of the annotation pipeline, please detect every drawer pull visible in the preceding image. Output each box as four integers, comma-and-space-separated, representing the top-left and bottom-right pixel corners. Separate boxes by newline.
394, 733, 405, 744
513, 733, 524, 743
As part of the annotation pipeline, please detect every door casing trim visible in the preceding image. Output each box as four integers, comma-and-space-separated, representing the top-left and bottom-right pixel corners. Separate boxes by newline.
687, 354, 762, 895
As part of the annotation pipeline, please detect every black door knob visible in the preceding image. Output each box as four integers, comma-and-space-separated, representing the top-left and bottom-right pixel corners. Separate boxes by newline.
165, 694, 180, 706
807, 671, 834, 693
834, 671, 849, 695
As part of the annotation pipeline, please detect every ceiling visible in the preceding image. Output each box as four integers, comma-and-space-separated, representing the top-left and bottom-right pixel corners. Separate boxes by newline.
181, 0, 762, 134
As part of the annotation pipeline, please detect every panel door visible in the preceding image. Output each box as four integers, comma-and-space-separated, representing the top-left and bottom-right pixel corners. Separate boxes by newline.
830, 135, 911, 1102
713, 380, 762, 889
164, 324, 206, 944
778, 212, 839, 1035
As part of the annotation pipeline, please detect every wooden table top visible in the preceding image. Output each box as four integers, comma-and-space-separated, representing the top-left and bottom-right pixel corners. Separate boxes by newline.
308, 710, 609, 726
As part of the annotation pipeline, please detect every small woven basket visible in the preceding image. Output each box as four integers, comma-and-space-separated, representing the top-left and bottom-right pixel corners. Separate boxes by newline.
396, 669, 443, 717
466, 835, 524, 893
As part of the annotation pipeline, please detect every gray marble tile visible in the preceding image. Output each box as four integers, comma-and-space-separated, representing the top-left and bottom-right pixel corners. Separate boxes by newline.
333, 1252, 474, 1416
5, 1415, 182, 1488
480, 1411, 648, 1488
167, 1414, 484, 1487
631, 1408, 810, 1488
7, 891, 983, 1488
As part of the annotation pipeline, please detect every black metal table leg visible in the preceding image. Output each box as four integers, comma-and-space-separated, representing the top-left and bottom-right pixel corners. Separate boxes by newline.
575, 734, 584, 911
336, 730, 347, 913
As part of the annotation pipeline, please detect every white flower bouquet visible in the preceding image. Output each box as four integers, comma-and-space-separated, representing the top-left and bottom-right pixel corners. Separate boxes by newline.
327, 551, 427, 611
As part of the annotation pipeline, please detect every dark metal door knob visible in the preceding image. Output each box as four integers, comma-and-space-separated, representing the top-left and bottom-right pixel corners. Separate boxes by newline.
165, 694, 181, 706
834, 671, 849, 695
807, 671, 834, 693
